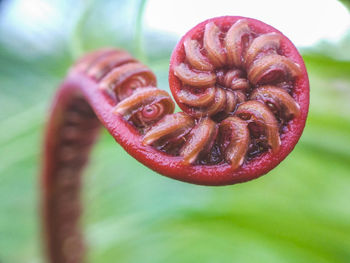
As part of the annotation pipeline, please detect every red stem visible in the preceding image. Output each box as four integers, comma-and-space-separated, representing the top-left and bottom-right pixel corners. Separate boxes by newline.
42, 71, 306, 262
41, 16, 309, 262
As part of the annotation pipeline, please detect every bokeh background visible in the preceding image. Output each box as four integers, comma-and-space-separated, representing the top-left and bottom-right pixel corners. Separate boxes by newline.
1, 0, 350, 262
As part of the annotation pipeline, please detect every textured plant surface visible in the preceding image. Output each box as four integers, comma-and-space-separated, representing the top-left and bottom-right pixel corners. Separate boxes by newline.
65, 16, 308, 186
1, 0, 350, 263
168, 17, 308, 171
59, 15, 308, 189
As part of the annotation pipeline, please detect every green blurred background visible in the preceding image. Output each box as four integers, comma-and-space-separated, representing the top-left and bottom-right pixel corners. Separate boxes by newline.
1, 0, 350, 262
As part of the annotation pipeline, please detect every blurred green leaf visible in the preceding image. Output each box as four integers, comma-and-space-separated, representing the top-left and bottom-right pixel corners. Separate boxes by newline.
339, 0, 350, 11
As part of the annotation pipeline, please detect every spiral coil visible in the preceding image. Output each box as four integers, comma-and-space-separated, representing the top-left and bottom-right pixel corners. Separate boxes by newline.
72, 19, 302, 170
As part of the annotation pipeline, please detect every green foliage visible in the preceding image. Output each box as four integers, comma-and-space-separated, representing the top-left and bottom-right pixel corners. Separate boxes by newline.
339, 0, 350, 11
0, 0, 349, 262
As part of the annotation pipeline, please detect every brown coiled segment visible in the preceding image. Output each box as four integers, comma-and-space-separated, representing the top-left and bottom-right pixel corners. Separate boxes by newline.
100, 62, 157, 101
244, 32, 282, 67
73, 48, 118, 73
225, 19, 252, 68
142, 113, 195, 148
184, 38, 214, 71
217, 69, 250, 91
204, 22, 227, 67
86, 51, 136, 81
192, 88, 227, 117
180, 118, 218, 164
113, 88, 175, 127
236, 101, 281, 153
219, 117, 250, 169
247, 54, 302, 85
173, 63, 216, 86
250, 85, 300, 119
177, 86, 216, 107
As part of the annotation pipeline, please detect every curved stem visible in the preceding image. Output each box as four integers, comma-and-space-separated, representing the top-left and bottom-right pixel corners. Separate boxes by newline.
42, 15, 309, 258
42, 85, 100, 263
